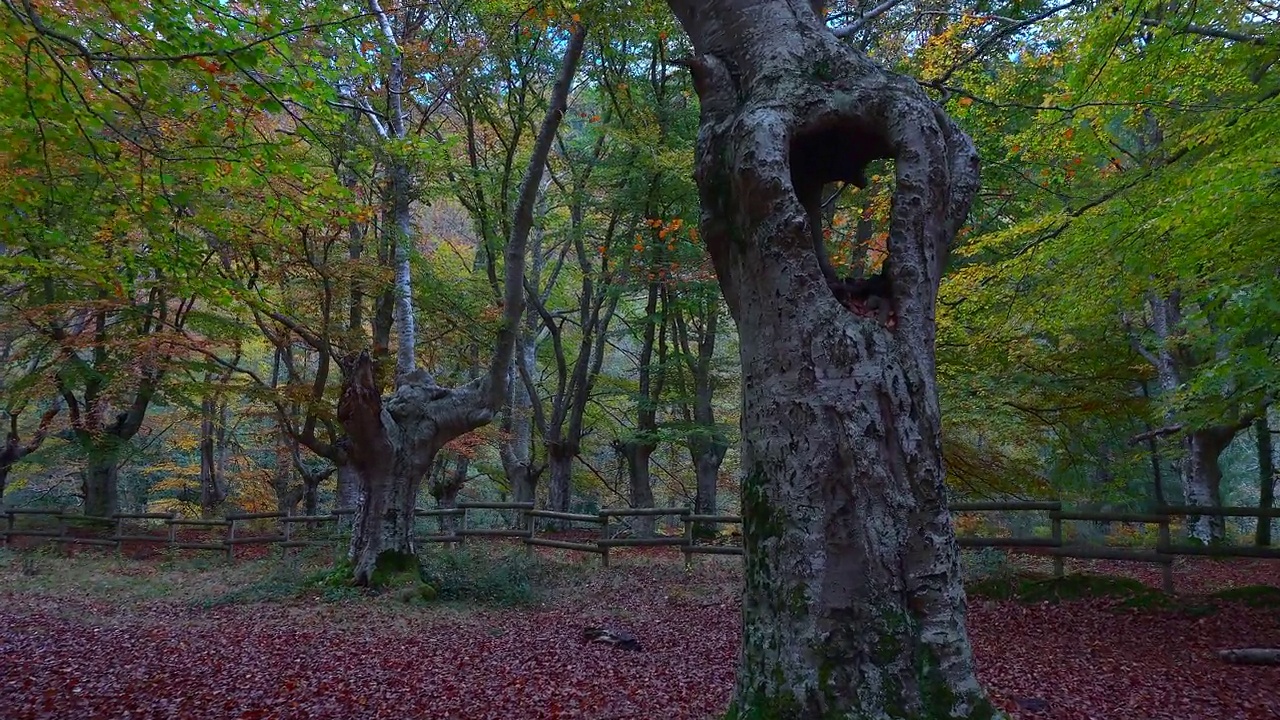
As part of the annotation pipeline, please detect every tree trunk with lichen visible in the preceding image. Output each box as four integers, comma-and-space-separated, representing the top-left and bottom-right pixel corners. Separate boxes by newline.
666, 2, 995, 718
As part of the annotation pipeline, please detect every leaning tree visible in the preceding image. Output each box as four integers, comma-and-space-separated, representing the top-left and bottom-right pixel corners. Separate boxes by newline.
664, 2, 996, 718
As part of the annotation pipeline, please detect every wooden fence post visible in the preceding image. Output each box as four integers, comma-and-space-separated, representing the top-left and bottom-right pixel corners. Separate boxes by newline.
524, 509, 535, 556
600, 513, 610, 568
226, 517, 237, 561
167, 512, 178, 549
682, 515, 694, 573
1051, 508, 1064, 579
1158, 513, 1175, 593
1, 509, 10, 548
56, 512, 69, 557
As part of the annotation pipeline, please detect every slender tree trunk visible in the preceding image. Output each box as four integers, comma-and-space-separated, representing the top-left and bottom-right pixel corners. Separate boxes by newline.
692, 444, 727, 533
1256, 413, 1273, 547
667, 2, 993, 717
199, 394, 229, 517
1139, 380, 1166, 508
547, 442, 574, 515
392, 162, 417, 377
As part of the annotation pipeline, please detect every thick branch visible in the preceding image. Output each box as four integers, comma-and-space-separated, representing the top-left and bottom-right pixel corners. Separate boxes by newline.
485, 24, 588, 411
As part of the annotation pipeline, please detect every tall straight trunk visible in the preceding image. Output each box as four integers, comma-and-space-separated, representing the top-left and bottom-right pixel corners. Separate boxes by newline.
676, 300, 728, 537
546, 443, 574, 514
622, 282, 668, 536
1139, 380, 1166, 507
391, 162, 417, 377
666, 2, 993, 717
1256, 413, 1274, 547
1182, 429, 1230, 543
622, 442, 657, 537
199, 394, 230, 517
82, 445, 121, 518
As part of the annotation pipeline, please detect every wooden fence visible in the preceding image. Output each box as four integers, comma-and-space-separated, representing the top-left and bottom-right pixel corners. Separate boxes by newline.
4, 501, 1279, 593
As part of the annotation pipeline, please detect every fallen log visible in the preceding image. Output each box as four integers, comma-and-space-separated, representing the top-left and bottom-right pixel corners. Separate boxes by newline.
1217, 648, 1280, 665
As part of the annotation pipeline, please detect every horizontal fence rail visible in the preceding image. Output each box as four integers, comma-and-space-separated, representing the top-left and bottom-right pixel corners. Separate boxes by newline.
3, 500, 1277, 590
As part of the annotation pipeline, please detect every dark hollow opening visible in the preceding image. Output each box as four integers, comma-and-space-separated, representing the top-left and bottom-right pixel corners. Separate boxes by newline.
789, 121, 895, 324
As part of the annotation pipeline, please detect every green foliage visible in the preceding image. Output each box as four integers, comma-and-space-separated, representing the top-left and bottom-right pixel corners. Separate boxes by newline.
417, 547, 547, 606
1209, 584, 1280, 608
968, 572, 1171, 609
201, 566, 309, 608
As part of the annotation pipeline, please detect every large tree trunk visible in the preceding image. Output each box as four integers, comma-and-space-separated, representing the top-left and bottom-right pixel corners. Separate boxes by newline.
1182, 429, 1230, 543
546, 442, 574, 515
336, 461, 362, 511
667, 3, 993, 718
82, 446, 121, 518
81, 427, 124, 512
621, 441, 657, 537
1258, 412, 1274, 547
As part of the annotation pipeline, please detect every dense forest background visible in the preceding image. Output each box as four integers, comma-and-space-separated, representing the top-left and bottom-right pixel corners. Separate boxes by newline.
1, 0, 1276, 543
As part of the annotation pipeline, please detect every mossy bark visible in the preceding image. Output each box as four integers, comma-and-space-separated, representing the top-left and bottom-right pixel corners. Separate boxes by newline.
665, 2, 996, 717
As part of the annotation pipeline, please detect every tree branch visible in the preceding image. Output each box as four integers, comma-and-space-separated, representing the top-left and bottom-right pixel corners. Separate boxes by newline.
832, 0, 908, 38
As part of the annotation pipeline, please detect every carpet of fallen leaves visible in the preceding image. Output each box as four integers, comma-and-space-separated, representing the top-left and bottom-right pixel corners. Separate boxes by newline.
2, 550, 1279, 720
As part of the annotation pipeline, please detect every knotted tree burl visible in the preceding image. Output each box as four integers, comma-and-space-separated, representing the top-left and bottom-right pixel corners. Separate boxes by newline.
665, 2, 998, 718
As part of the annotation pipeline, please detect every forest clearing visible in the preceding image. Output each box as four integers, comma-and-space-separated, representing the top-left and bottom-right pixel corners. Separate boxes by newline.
2, 545, 1280, 720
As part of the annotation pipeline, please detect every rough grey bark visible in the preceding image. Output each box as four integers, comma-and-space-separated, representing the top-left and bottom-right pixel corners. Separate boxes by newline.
666, 2, 993, 718
1144, 292, 1247, 543
1255, 411, 1273, 547
342, 28, 587, 584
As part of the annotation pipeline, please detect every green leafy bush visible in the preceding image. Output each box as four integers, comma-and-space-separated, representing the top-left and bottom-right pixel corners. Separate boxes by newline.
417, 546, 545, 606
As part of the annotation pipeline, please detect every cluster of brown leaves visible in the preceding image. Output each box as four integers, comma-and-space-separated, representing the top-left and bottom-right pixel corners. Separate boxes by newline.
1, 554, 1277, 719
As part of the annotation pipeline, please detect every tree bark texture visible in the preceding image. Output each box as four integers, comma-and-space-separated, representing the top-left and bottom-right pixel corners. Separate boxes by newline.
1255, 412, 1273, 547
1146, 291, 1244, 544
666, 2, 993, 718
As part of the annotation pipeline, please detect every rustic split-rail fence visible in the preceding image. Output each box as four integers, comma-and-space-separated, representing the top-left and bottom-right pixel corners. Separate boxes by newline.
3, 500, 1278, 593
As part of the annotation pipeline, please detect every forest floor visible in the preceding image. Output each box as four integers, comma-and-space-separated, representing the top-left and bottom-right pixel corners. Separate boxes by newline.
1, 542, 1279, 720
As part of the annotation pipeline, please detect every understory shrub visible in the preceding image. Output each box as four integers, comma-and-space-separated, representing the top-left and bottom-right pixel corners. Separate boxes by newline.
417, 546, 547, 606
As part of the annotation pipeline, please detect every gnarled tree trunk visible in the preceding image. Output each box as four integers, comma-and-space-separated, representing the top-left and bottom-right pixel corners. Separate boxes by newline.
340, 27, 587, 585
667, 2, 993, 717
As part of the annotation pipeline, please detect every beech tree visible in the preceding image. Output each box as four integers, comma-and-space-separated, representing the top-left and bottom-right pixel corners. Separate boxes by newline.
339, 23, 587, 584
664, 1, 993, 717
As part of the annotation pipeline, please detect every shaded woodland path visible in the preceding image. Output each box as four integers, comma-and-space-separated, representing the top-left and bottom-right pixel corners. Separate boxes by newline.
1, 559, 1279, 719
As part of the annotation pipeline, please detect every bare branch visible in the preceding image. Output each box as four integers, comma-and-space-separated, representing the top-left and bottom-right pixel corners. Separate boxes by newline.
1140, 18, 1275, 46
832, 0, 909, 38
